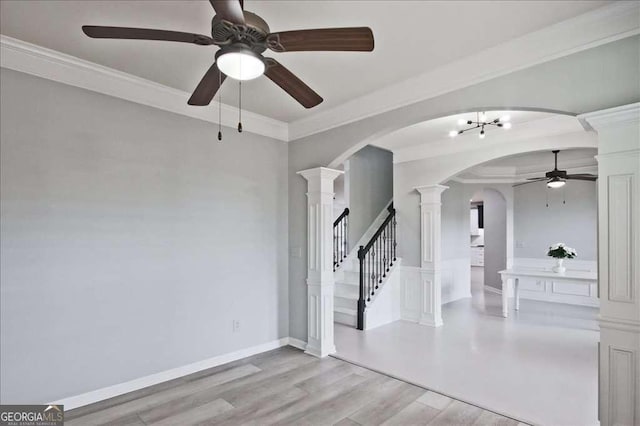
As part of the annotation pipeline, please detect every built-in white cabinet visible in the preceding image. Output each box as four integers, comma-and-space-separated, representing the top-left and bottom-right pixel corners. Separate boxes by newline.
471, 246, 484, 266
470, 208, 480, 235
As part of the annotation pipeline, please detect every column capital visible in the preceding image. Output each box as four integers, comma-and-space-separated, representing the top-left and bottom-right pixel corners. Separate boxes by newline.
297, 167, 344, 181
415, 184, 449, 204
578, 103, 640, 131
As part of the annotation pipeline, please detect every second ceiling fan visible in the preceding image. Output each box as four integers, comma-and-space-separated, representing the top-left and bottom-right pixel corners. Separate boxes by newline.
514, 150, 598, 188
82, 0, 375, 109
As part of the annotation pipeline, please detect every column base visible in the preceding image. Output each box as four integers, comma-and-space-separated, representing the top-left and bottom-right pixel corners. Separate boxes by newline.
304, 343, 337, 358
419, 316, 443, 327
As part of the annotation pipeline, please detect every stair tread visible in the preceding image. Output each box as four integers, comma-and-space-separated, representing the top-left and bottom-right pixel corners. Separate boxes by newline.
334, 306, 357, 315
335, 288, 358, 297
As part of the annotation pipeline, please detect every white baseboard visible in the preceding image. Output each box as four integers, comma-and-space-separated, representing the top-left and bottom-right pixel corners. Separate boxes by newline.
51, 337, 300, 410
287, 337, 307, 351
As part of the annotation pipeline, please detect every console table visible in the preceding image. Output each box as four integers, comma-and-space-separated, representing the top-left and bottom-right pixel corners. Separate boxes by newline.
498, 268, 598, 318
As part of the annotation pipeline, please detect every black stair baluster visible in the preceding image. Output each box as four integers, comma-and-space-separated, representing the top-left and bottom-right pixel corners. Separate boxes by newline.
333, 208, 349, 271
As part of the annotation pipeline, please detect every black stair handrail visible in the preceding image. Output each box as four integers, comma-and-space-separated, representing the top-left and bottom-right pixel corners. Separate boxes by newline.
357, 203, 396, 330
333, 207, 349, 271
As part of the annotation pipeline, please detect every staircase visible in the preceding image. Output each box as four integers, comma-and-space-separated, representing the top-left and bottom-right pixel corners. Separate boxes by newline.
333, 202, 399, 330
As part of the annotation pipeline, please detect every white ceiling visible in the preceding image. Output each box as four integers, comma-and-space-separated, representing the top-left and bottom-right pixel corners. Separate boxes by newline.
0, 0, 610, 123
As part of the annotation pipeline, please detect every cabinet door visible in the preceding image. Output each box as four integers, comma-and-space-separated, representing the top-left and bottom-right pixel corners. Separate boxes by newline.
470, 209, 479, 234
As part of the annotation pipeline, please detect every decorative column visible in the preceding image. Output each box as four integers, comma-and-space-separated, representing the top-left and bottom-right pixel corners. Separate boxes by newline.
415, 185, 448, 327
297, 167, 343, 358
580, 103, 640, 426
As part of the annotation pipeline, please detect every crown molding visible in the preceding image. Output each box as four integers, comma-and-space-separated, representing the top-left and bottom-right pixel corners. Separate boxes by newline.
578, 102, 640, 130
288, 1, 640, 141
0, 35, 289, 142
1, 1, 637, 144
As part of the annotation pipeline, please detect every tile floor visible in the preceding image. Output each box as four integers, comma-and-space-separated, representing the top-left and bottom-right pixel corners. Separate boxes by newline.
334, 267, 599, 426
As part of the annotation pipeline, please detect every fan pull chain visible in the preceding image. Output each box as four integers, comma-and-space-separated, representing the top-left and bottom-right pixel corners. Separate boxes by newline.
237, 81, 243, 133
217, 71, 223, 142
546, 186, 549, 208
563, 185, 566, 205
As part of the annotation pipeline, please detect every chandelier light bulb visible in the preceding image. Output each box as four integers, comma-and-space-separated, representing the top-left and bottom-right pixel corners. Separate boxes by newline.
449, 112, 513, 139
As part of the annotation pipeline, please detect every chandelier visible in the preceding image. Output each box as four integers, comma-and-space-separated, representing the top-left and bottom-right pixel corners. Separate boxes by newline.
449, 112, 512, 139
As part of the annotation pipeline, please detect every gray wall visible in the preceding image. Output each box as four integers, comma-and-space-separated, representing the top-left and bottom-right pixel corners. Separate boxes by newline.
483, 189, 507, 288
289, 36, 640, 342
0, 69, 289, 404
514, 180, 597, 260
346, 145, 393, 248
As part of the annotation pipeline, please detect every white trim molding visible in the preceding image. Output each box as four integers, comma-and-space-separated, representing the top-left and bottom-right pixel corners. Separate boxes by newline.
288, 2, 640, 140
51, 337, 297, 410
0, 35, 289, 142
579, 102, 640, 130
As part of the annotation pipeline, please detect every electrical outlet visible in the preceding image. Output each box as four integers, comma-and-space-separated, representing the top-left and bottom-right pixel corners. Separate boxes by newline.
232, 320, 240, 333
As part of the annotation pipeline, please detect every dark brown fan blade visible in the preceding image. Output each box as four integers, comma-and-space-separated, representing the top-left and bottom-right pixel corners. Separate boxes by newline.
566, 174, 598, 181
264, 58, 323, 109
188, 63, 226, 106
209, 0, 245, 25
82, 26, 215, 45
267, 27, 374, 52
513, 178, 547, 187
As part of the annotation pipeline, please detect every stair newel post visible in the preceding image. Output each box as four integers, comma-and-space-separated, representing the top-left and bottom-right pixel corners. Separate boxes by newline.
343, 209, 349, 260
297, 167, 343, 358
357, 245, 365, 330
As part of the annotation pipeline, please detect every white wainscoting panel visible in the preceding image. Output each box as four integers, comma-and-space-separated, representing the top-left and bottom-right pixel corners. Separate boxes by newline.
441, 258, 472, 305
512, 258, 599, 307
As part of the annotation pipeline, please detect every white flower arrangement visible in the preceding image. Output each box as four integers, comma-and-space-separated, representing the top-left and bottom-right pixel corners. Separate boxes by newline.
547, 243, 577, 259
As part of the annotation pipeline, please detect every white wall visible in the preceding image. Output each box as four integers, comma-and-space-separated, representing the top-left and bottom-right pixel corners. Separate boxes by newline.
345, 145, 393, 250
0, 69, 289, 404
514, 179, 597, 260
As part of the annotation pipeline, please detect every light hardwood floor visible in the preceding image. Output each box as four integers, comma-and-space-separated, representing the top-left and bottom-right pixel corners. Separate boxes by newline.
66, 346, 524, 425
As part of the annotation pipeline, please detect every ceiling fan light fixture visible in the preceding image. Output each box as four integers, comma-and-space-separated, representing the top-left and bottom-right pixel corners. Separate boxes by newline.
216, 46, 265, 81
547, 177, 566, 189
479, 129, 486, 139
503, 122, 512, 129
449, 130, 459, 138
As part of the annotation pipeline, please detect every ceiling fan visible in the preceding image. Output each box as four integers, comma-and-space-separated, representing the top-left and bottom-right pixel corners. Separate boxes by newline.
82, 0, 374, 109
513, 150, 598, 188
